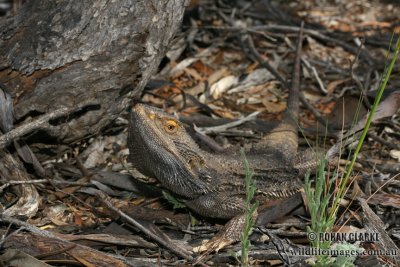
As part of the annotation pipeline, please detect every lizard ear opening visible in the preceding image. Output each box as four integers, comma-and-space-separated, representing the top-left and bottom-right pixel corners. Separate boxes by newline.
163, 119, 179, 134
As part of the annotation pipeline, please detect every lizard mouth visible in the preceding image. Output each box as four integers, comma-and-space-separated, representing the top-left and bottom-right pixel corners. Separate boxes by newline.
131, 103, 160, 133
130, 103, 164, 144
131, 103, 147, 118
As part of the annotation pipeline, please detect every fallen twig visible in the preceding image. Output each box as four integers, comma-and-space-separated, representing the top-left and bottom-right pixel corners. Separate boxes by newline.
196, 111, 260, 134
94, 190, 193, 261
0, 100, 99, 149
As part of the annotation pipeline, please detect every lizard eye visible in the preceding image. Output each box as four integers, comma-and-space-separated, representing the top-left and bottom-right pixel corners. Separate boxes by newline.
164, 119, 178, 134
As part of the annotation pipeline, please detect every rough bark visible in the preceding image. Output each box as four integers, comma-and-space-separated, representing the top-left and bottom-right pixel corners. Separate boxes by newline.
0, 0, 186, 143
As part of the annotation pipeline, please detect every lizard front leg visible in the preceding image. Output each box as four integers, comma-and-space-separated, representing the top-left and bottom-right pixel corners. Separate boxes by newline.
194, 214, 253, 253
185, 192, 257, 253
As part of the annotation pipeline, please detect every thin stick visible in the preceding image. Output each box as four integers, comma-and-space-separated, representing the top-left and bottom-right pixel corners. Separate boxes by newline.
0, 100, 98, 149
95, 190, 193, 260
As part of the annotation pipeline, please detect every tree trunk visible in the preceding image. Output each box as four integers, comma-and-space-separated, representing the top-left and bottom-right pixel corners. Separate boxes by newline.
0, 0, 186, 143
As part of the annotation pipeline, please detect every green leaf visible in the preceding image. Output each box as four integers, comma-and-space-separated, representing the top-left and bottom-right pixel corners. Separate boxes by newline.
162, 191, 187, 209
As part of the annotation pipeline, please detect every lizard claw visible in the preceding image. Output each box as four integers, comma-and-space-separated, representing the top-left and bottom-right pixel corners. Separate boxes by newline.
193, 235, 235, 253
193, 235, 236, 265
194, 214, 249, 255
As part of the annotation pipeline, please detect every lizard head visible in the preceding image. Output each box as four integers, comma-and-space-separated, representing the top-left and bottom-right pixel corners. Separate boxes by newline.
128, 103, 208, 197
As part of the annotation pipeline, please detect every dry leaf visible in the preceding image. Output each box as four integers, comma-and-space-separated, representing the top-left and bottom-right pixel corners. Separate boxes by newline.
191, 60, 214, 76
261, 98, 286, 113
368, 193, 400, 209
389, 150, 400, 162
184, 67, 203, 81
334, 225, 362, 233
43, 204, 70, 226
349, 91, 400, 135
229, 68, 274, 94
209, 75, 238, 99
81, 139, 105, 168
326, 78, 350, 94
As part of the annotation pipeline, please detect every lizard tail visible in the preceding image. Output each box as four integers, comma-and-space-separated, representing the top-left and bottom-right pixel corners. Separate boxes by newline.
286, 21, 303, 128
261, 22, 304, 161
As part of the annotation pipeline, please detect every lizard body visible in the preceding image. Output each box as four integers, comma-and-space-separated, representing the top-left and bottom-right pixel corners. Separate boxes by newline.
127, 27, 312, 252
128, 103, 303, 219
